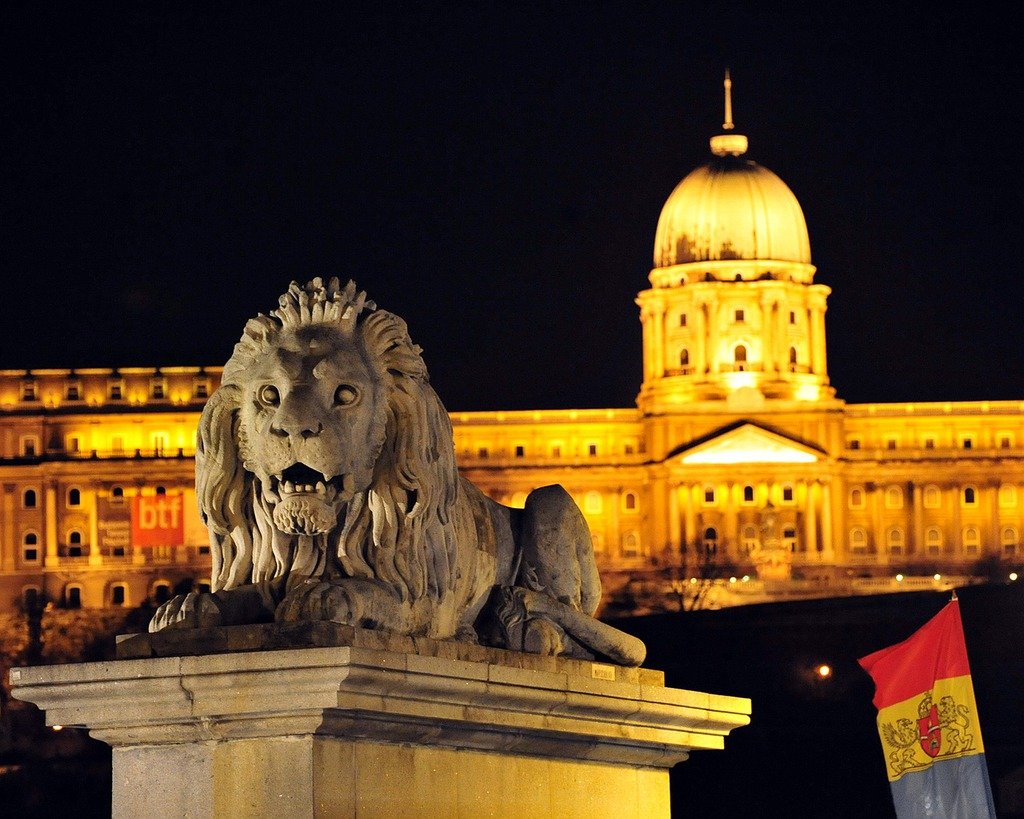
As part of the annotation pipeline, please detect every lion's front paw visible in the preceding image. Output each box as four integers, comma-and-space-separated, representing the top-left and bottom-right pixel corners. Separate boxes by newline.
275, 581, 361, 625
148, 592, 224, 633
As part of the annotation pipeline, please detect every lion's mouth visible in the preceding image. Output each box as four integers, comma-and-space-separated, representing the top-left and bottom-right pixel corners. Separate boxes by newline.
268, 463, 354, 503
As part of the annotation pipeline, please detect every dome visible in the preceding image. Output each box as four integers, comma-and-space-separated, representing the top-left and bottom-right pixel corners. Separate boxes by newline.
653, 133, 811, 270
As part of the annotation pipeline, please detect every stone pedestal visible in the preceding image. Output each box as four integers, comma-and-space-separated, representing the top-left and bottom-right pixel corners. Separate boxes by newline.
10, 624, 750, 818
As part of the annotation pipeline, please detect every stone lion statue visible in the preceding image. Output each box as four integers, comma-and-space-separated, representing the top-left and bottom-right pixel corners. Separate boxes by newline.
150, 278, 645, 666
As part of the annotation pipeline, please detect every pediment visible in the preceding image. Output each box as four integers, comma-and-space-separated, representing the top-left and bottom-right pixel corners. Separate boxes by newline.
672, 422, 823, 465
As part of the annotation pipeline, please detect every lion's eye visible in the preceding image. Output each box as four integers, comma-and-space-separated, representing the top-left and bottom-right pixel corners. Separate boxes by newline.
334, 385, 358, 406
258, 384, 280, 406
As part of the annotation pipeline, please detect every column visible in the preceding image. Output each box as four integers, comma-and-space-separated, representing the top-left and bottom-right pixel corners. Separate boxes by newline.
820, 480, 834, 560
705, 302, 717, 374
814, 302, 828, 375
652, 307, 665, 378
682, 483, 696, 551
803, 482, 817, 558
667, 484, 680, 556
912, 484, 924, 559
725, 483, 738, 558
89, 483, 102, 566
2, 484, 15, 572
45, 480, 58, 561
870, 484, 883, 563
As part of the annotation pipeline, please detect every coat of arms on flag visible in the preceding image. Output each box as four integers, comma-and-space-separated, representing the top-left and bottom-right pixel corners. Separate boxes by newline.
858, 596, 996, 819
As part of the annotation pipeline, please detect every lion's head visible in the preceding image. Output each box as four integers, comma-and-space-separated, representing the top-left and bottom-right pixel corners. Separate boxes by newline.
197, 277, 459, 604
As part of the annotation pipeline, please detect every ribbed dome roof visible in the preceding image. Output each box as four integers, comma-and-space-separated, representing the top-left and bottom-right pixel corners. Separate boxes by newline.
653, 134, 811, 269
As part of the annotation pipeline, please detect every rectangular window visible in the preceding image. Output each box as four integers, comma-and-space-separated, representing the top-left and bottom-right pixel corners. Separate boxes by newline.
962, 438, 973, 450
514, 445, 525, 458
477, 447, 489, 458
23, 548, 38, 562
789, 311, 796, 324
21, 381, 37, 401
109, 381, 123, 400
66, 383, 81, 401
734, 309, 745, 322
67, 436, 80, 454
704, 488, 716, 504
924, 438, 936, 449
588, 443, 598, 456
1000, 436, 1012, 449
193, 380, 209, 399
885, 438, 897, 450
151, 379, 166, 399
848, 439, 861, 450
679, 313, 687, 327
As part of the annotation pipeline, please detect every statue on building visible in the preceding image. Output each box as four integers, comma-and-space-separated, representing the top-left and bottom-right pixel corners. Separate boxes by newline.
149, 277, 646, 666
751, 502, 793, 581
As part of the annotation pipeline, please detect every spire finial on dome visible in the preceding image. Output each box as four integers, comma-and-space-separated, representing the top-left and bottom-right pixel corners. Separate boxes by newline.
723, 69, 734, 131
710, 70, 748, 157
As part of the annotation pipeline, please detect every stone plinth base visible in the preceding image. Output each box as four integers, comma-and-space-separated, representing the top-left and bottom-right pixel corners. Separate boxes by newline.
10, 625, 750, 818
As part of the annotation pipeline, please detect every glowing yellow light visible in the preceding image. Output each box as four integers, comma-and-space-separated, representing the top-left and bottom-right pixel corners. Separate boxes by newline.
796, 384, 821, 401
1010, 572, 1018, 582
729, 576, 737, 583
722, 371, 757, 390
689, 577, 697, 584
741, 575, 750, 582
895, 574, 904, 582
51, 724, 64, 731
816, 664, 832, 679
681, 426, 818, 464
933, 574, 942, 581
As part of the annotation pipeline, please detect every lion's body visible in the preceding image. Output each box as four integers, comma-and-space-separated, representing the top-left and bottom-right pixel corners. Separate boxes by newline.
150, 278, 645, 666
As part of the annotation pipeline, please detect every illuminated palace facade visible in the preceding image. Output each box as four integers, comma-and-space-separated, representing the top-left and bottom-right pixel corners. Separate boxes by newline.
2, 104, 1024, 615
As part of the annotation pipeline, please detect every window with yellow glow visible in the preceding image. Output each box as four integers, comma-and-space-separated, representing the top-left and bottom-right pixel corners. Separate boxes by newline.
923, 485, 941, 509
999, 485, 1018, 507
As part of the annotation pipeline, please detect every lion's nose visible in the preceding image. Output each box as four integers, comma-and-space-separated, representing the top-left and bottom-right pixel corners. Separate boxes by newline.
270, 396, 324, 440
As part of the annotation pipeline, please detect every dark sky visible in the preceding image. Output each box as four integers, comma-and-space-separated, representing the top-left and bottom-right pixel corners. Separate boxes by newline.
2, 4, 1023, 411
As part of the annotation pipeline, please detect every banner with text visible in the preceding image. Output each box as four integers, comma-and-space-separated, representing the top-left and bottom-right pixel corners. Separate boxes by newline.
131, 495, 185, 547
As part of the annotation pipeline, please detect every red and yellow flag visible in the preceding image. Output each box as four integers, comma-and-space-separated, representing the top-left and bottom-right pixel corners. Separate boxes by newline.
858, 598, 996, 818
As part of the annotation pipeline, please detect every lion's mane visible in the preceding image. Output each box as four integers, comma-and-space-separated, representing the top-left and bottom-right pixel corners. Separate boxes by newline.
196, 278, 460, 607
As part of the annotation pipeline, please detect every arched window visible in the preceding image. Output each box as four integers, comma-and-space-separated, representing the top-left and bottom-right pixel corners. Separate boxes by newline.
112, 485, 125, 500
886, 527, 904, 554
152, 583, 171, 605
923, 485, 941, 509
849, 488, 865, 509
623, 492, 637, 511
734, 345, 747, 369
1001, 526, 1018, 555
962, 527, 980, 554
884, 486, 903, 509
679, 313, 687, 327
110, 583, 127, 607
156, 485, 167, 496
849, 527, 867, 553
584, 491, 603, 515
703, 527, 718, 556
22, 586, 40, 610
703, 486, 716, 505
998, 485, 1017, 507
67, 529, 83, 557
962, 486, 977, 506
65, 585, 82, 609
23, 488, 37, 509
925, 527, 943, 555
22, 532, 39, 562
743, 485, 755, 504
621, 531, 639, 557
67, 487, 81, 507
679, 348, 689, 367
789, 347, 798, 368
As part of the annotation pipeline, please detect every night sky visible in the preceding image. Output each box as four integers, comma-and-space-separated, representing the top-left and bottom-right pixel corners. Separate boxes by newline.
3, 4, 1023, 411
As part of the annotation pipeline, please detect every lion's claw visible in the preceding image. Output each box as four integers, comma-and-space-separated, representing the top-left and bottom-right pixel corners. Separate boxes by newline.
148, 592, 223, 633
